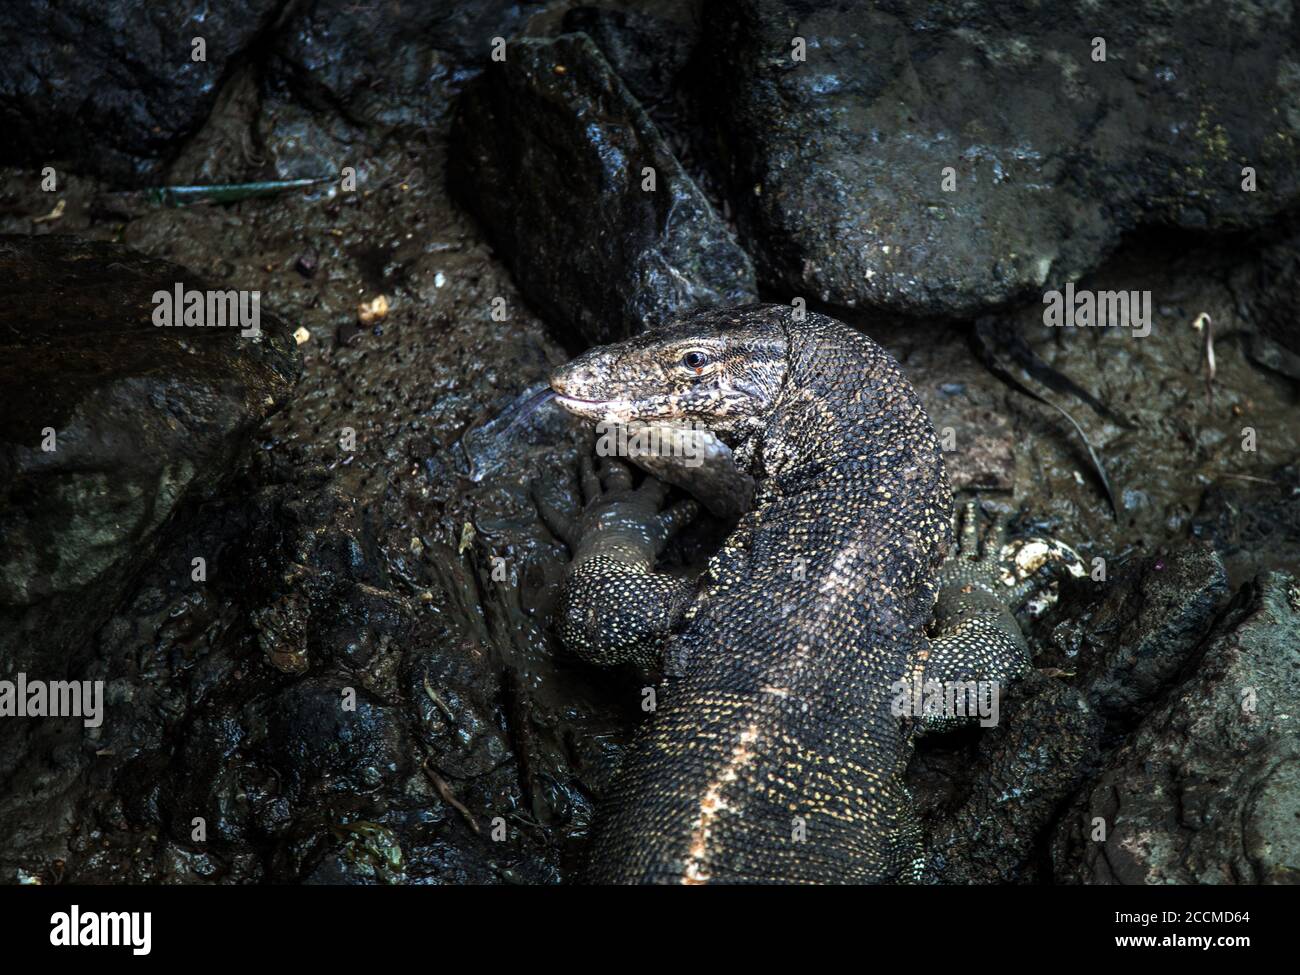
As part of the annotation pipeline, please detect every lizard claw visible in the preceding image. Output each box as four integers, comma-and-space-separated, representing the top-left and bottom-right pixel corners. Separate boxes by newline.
579, 453, 602, 504
542, 447, 697, 563
944, 497, 1085, 612
954, 499, 982, 559
940, 499, 1004, 596
633, 469, 669, 506
599, 456, 635, 493
531, 480, 579, 549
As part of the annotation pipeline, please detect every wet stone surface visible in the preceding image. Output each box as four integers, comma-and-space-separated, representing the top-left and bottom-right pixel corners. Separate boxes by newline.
1051, 572, 1300, 885
0, 0, 285, 184
451, 32, 757, 346
0, 235, 300, 681
703, 0, 1300, 316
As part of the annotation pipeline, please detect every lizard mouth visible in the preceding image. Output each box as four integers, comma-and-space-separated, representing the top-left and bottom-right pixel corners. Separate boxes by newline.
551, 392, 604, 405
551, 388, 635, 421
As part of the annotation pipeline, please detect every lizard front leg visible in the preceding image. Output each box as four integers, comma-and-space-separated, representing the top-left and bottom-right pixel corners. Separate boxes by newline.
536, 454, 698, 670
917, 501, 1079, 731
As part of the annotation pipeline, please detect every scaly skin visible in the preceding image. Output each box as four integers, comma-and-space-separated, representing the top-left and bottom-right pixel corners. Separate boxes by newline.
542, 303, 1033, 884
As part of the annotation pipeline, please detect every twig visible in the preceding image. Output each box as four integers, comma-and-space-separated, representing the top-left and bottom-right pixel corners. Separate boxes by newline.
422, 760, 480, 834
1193, 312, 1215, 402
32, 199, 66, 223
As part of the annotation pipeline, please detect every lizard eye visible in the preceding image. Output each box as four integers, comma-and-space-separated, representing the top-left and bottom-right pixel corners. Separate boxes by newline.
681, 350, 709, 370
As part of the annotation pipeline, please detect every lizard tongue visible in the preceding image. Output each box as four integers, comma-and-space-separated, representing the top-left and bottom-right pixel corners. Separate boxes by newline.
459, 383, 558, 481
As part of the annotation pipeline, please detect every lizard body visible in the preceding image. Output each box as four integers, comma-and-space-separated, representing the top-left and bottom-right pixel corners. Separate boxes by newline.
542, 303, 1032, 883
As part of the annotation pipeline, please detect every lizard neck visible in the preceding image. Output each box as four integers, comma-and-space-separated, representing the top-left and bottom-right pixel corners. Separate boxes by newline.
753, 317, 950, 521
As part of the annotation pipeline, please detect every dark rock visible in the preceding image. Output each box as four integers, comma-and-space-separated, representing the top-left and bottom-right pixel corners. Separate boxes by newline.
450, 33, 757, 345
220, 485, 418, 678
0, 0, 283, 183
704, 0, 1300, 316
296, 821, 406, 885
1191, 463, 1300, 586
1052, 572, 1300, 884
406, 641, 510, 780
562, 6, 698, 107
255, 0, 549, 184
270, 0, 546, 131
925, 673, 1103, 884
1244, 330, 1300, 383
1058, 544, 1229, 724
164, 64, 266, 186
158, 713, 254, 845
259, 676, 410, 801
1233, 228, 1300, 357
253, 593, 312, 675
0, 234, 300, 678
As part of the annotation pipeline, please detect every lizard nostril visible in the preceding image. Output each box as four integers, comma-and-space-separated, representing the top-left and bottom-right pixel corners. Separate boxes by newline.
549, 368, 573, 396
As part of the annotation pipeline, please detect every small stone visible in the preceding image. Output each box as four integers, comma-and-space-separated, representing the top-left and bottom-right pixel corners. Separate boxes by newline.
357, 294, 389, 325
295, 250, 319, 278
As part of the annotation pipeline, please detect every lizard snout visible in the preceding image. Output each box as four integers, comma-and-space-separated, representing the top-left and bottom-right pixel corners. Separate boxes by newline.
549, 351, 613, 402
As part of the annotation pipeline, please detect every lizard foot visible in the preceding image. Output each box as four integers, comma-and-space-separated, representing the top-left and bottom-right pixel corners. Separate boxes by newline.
918, 500, 1080, 731
535, 453, 698, 669
917, 504, 1090, 878
938, 499, 1085, 614
536, 454, 698, 567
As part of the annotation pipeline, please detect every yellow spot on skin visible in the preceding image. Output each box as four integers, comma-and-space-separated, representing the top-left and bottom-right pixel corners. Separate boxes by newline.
682, 724, 761, 885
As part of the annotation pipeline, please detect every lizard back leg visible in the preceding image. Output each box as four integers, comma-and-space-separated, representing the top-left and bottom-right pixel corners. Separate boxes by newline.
917, 502, 1033, 731
930, 502, 1030, 677
918, 500, 1084, 730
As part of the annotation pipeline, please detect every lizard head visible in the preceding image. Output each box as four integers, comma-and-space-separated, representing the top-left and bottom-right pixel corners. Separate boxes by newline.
549, 306, 788, 438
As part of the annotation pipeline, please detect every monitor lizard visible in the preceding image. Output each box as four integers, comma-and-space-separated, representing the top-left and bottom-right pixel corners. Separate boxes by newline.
538, 302, 1048, 883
